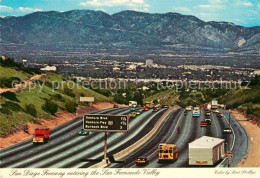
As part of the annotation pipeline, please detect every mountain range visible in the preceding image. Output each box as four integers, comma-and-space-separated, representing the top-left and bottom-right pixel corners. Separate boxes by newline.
0, 10, 259, 52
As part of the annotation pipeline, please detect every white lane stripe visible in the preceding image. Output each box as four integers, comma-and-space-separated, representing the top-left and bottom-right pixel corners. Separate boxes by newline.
0, 108, 117, 157
217, 110, 236, 167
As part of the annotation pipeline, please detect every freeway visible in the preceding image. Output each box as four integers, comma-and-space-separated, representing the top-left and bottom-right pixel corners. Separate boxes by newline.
0, 107, 248, 168
0, 107, 127, 168
0, 106, 170, 168
109, 109, 249, 168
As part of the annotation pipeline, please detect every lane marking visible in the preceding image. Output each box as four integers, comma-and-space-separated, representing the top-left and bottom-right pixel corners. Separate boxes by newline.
217, 110, 236, 167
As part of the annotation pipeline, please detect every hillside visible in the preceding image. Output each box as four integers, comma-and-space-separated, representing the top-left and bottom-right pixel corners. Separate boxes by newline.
0, 10, 259, 53
144, 77, 260, 119
0, 57, 112, 137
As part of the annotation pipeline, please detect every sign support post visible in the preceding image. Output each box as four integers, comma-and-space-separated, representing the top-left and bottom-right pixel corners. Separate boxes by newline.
104, 132, 108, 164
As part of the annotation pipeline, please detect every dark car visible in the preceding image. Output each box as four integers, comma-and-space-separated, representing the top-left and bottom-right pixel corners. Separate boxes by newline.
78, 129, 89, 136
136, 157, 149, 166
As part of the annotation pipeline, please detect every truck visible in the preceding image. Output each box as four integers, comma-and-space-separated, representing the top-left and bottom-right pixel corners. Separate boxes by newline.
158, 143, 178, 162
211, 100, 218, 110
129, 101, 137, 107
189, 136, 225, 166
33, 128, 50, 144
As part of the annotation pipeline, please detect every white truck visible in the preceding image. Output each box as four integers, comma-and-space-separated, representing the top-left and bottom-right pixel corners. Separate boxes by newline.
211, 100, 218, 110
189, 136, 225, 166
129, 101, 137, 107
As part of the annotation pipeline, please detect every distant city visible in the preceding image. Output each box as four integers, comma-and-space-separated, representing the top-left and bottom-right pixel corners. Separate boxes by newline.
21, 58, 260, 82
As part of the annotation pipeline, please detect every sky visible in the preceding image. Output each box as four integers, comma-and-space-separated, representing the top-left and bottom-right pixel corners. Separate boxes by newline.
0, 0, 259, 27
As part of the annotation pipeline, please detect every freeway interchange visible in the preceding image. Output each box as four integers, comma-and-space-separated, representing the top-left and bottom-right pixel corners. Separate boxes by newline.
0, 106, 248, 168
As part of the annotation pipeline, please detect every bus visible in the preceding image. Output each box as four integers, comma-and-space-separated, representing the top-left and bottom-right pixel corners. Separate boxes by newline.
158, 143, 178, 162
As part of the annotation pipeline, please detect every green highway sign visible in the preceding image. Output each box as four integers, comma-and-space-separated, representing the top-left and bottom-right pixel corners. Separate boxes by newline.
83, 114, 129, 133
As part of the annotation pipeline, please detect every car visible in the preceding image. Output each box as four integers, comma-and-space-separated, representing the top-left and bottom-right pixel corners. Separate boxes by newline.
153, 107, 158, 112
78, 129, 89, 136
217, 112, 223, 117
136, 157, 149, 166
130, 112, 137, 118
223, 128, 232, 134
200, 121, 208, 127
205, 118, 212, 124
142, 106, 149, 111
136, 111, 141, 115
130, 107, 136, 111
185, 106, 192, 111
213, 109, 220, 113
113, 104, 118, 108
194, 107, 200, 110
163, 105, 169, 108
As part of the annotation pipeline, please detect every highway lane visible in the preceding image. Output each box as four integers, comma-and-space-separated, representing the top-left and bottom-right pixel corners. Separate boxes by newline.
0, 107, 117, 159
0, 107, 129, 168
114, 108, 229, 168
5, 108, 167, 168
65, 108, 168, 168
108, 108, 183, 168
218, 110, 249, 167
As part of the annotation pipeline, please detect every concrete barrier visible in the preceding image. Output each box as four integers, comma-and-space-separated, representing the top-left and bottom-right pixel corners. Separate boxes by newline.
89, 107, 176, 168
113, 107, 175, 161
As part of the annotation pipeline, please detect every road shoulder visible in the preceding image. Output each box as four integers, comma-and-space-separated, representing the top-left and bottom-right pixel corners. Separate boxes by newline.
231, 109, 260, 167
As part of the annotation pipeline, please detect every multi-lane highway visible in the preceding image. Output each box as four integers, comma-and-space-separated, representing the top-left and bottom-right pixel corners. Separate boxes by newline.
0, 107, 248, 168
0, 106, 171, 168
109, 109, 249, 168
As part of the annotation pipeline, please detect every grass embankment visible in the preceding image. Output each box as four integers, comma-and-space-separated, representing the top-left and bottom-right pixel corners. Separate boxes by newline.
0, 57, 112, 137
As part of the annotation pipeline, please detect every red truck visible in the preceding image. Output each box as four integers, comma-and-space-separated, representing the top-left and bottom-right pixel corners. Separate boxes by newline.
33, 128, 50, 144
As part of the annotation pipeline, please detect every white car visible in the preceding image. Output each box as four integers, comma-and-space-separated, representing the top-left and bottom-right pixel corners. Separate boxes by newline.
223, 128, 232, 134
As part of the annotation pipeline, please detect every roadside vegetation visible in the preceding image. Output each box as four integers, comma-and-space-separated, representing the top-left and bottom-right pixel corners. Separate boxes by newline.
0, 57, 112, 137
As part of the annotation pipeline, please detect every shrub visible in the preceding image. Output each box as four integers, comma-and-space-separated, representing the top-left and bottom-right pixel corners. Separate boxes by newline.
0, 77, 21, 88
1, 101, 21, 111
42, 100, 58, 115
63, 87, 75, 97
25, 104, 37, 117
65, 100, 77, 113
0, 92, 20, 102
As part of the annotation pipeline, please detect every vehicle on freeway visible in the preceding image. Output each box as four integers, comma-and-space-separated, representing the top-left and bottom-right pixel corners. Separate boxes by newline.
186, 106, 192, 111
217, 112, 224, 117
194, 107, 200, 110
213, 109, 220, 113
158, 143, 178, 162
136, 157, 149, 166
189, 136, 225, 166
33, 128, 50, 144
144, 101, 151, 108
130, 112, 137, 118
113, 104, 118, 108
78, 128, 90, 136
223, 128, 232, 134
192, 109, 200, 117
136, 110, 141, 115
153, 107, 158, 112
200, 120, 208, 127
130, 106, 136, 111
205, 110, 211, 116
129, 101, 137, 107
163, 105, 169, 108
211, 99, 218, 110
142, 106, 149, 111
205, 118, 212, 124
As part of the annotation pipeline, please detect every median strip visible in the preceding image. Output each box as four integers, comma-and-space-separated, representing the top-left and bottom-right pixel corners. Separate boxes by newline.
90, 106, 178, 168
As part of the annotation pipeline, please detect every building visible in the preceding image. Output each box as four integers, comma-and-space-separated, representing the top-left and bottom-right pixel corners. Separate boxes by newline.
40, 66, 57, 72
146, 59, 153, 67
